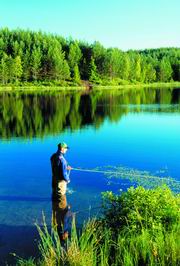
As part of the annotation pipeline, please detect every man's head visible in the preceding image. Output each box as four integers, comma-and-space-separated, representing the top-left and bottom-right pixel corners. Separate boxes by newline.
58, 142, 69, 154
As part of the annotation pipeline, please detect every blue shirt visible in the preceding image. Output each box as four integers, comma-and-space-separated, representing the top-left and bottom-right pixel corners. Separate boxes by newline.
51, 150, 70, 183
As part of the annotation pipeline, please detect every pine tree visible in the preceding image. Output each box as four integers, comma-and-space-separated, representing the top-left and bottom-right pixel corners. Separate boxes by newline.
159, 58, 173, 82
145, 64, 156, 83
103, 48, 123, 79
47, 44, 70, 81
22, 51, 31, 81
6, 55, 14, 83
30, 47, 42, 80
13, 56, 23, 82
0, 53, 9, 84
68, 42, 82, 68
68, 42, 82, 77
13, 41, 20, 57
121, 54, 130, 80
73, 64, 81, 84
134, 54, 141, 82
52, 48, 65, 80
62, 60, 71, 80
92, 41, 106, 75
0, 28, 179, 85
89, 57, 100, 83
0, 38, 5, 58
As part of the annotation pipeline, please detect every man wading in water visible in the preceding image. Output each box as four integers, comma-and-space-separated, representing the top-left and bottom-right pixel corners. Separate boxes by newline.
50, 142, 73, 241
50, 142, 72, 200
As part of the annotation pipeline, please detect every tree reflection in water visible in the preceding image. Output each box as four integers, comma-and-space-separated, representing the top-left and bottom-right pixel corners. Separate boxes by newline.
0, 88, 179, 139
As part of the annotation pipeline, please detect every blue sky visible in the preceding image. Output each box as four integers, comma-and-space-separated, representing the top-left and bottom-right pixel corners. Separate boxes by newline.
0, 0, 179, 50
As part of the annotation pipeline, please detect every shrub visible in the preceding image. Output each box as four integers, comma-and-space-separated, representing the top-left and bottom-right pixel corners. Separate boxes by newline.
101, 186, 180, 233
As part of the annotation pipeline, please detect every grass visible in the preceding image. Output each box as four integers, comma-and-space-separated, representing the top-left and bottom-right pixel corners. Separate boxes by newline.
114, 224, 180, 266
15, 186, 180, 266
0, 85, 86, 92
16, 219, 180, 266
0, 81, 179, 93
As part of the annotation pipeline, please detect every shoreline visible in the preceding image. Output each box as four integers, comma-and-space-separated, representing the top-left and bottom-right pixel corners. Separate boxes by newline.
93, 81, 180, 90
0, 81, 179, 93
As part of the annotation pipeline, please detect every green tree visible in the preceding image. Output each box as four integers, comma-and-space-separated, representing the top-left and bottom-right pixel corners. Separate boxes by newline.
6, 55, 14, 83
68, 41, 82, 74
51, 50, 64, 80
0, 53, 9, 84
22, 51, 31, 81
92, 41, 106, 75
73, 64, 81, 84
103, 48, 123, 79
30, 47, 42, 80
121, 53, 130, 80
0, 38, 5, 57
47, 44, 70, 81
144, 63, 156, 83
12, 40, 20, 57
0, 28, 179, 85
89, 57, 100, 83
13, 56, 23, 82
158, 58, 173, 82
62, 60, 71, 81
134, 54, 142, 81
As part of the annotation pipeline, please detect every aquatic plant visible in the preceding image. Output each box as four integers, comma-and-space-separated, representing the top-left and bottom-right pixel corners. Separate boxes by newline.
73, 165, 180, 192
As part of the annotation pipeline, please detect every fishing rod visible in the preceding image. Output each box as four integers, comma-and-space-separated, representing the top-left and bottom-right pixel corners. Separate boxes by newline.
72, 167, 114, 174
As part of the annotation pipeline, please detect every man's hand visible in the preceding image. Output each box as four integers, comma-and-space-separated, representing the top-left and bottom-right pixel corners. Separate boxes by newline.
67, 165, 72, 170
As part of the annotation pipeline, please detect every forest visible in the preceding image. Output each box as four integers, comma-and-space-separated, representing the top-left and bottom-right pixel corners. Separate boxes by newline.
0, 28, 179, 86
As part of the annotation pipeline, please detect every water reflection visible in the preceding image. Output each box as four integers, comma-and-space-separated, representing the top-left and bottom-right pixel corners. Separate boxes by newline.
52, 194, 73, 242
0, 87, 179, 139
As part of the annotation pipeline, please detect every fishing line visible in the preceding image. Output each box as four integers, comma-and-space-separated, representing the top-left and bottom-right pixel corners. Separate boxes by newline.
74, 205, 102, 214
72, 167, 172, 181
71, 166, 180, 191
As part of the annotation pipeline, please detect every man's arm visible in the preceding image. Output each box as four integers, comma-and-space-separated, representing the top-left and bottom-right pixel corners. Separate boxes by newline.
61, 158, 71, 183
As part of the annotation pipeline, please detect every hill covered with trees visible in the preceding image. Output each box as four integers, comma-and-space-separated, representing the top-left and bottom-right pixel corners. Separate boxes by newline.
0, 28, 179, 86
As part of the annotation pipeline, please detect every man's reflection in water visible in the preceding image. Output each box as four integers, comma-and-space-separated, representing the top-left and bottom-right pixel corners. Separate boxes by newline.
52, 194, 73, 242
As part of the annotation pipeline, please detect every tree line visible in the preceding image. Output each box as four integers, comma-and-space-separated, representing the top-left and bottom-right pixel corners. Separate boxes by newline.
0, 28, 179, 86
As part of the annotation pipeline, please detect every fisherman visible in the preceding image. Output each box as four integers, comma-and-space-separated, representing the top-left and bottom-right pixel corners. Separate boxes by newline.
50, 142, 72, 200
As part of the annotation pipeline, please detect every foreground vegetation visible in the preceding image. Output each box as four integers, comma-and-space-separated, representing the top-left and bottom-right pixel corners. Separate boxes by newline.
0, 28, 179, 88
16, 186, 180, 266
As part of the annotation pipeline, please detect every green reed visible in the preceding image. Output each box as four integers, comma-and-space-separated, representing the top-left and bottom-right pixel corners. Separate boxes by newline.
16, 219, 180, 266
112, 224, 180, 266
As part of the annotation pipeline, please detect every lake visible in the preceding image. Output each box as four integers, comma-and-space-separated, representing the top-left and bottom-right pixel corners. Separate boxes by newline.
0, 87, 180, 264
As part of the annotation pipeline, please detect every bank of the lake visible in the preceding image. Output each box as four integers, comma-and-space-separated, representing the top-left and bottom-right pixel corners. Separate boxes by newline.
0, 81, 180, 92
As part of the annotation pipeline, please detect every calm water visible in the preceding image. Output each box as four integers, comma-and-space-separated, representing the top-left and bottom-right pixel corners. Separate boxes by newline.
0, 87, 180, 264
